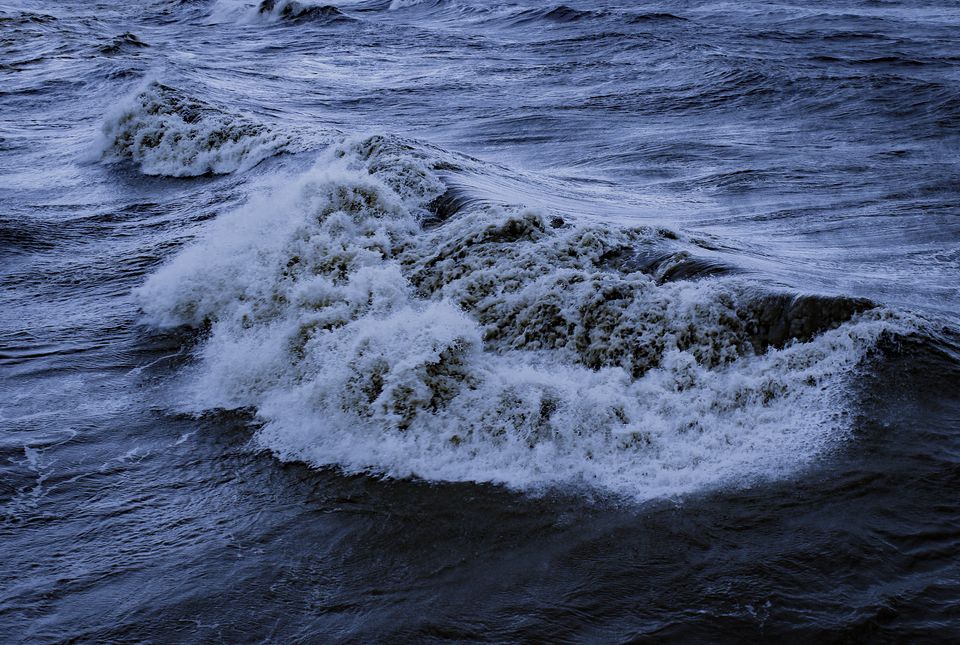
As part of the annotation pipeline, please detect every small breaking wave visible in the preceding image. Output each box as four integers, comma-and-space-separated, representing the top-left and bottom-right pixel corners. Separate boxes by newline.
96, 81, 294, 177
138, 133, 914, 499
256, 0, 353, 23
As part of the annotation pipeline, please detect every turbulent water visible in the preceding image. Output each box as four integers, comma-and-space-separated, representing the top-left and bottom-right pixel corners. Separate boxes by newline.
3, 0, 960, 641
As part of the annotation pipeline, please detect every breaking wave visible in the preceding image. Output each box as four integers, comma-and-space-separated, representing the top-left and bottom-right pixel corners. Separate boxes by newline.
96, 81, 294, 177
138, 134, 913, 499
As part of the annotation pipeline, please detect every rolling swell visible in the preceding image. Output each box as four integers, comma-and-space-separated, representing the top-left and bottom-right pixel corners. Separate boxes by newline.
136, 132, 915, 498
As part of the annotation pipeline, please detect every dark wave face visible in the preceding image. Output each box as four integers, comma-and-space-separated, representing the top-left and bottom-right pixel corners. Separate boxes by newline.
2, 0, 960, 641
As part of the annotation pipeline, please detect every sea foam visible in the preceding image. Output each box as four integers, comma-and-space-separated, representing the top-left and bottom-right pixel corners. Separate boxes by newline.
138, 134, 909, 499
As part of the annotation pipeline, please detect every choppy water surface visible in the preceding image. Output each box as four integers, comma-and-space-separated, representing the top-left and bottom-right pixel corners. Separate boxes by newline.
2, 0, 960, 640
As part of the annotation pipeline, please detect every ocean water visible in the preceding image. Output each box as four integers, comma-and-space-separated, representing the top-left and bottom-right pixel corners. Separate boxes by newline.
2, 0, 960, 641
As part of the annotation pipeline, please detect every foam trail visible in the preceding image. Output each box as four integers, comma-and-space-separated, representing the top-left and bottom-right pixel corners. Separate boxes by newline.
138, 135, 911, 500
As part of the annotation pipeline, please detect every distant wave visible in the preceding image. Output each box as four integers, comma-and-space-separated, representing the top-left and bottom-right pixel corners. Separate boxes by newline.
470, 4, 685, 27
136, 133, 915, 499
381, 1, 685, 26
508, 5, 604, 25
0, 8, 57, 25
96, 81, 293, 177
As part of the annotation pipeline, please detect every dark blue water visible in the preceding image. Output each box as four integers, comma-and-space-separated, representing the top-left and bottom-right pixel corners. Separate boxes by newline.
2, 0, 960, 641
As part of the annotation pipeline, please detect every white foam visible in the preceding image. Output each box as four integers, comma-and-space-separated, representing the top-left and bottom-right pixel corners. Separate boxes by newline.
139, 135, 911, 500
